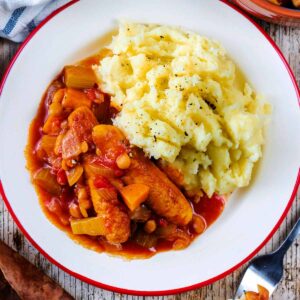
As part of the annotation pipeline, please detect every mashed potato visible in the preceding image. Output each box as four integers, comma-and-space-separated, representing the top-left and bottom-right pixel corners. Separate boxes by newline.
95, 23, 270, 197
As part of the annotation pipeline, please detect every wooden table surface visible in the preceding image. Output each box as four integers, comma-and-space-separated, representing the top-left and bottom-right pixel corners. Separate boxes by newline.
0, 16, 299, 300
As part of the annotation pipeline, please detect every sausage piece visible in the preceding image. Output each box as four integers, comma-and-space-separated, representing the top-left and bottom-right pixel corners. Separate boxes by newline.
62, 106, 98, 159
67, 106, 97, 142
124, 149, 193, 226
92, 125, 193, 226
87, 179, 130, 244
83, 125, 131, 243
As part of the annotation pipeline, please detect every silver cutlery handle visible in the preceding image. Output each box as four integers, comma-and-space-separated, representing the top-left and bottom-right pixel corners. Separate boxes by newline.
274, 217, 300, 260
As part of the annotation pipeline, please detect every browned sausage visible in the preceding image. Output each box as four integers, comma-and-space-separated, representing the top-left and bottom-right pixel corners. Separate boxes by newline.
62, 106, 98, 159
84, 125, 131, 243
84, 157, 130, 244
123, 149, 193, 226
87, 178, 130, 244
92, 125, 193, 226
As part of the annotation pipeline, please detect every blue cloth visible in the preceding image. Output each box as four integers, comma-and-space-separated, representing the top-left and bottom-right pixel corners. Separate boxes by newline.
0, 0, 71, 42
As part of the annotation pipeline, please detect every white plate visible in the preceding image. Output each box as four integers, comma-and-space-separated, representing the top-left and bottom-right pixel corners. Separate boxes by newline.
0, 0, 299, 295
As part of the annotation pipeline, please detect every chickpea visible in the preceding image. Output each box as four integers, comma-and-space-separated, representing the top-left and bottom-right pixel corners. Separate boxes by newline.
144, 220, 157, 234
116, 153, 131, 169
78, 196, 92, 218
81, 141, 88, 153
192, 215, 207, 234
69, 203, 82, 219
80, 198, 92, 209
78, 187, 88, 201
52, 88, 65, 103
172, 238, 190, 250
49, 102, 63, 116
96, 148, 102, 156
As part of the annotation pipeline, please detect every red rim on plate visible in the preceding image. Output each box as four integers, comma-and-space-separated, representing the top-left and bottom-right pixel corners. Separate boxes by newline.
0, 0, 299, 296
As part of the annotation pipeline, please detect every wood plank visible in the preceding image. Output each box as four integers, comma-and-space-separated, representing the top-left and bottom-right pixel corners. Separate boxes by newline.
0, 19, 299, 300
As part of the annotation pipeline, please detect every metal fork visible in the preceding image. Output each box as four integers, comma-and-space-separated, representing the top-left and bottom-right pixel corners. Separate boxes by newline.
234, 217, 300, 299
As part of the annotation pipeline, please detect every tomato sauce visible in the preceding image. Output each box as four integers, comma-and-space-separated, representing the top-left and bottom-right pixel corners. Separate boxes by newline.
25, 54, 226, 259
193, 194, 225, 227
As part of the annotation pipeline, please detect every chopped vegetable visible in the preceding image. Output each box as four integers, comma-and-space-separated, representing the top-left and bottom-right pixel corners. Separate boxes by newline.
92, 125, 126, 161
40, 135, 56, 156
191, 215, 207, 234
77, 186, 88, 200
172, 237, 190, 250
64, 65, 97, 89
80, 141, 88, 153
33, 168, 61, 195
93, 175, 114, 189
129, 205, 151, 222
89, 186, 117, 214
70, 216, 106, 236
91, 162, 114, 177
134, 231, 157, 248
156, 223, 177, 239
66, 165, 83, 186
292, 0, 300, 7
42, 115, 62, 135
109, 177, 124, 190
84, 160, 115, 179
116, 153, 131, 169
48, 102, 63, 116
77, 186, 91, 218
120, 183, 150, 211
62, 88, 92, 109
56, 168, 68, 185
52, 88, 65, 103
78, 197, 91, 218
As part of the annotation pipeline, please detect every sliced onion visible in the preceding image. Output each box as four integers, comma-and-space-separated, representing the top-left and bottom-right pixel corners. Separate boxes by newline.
129, 205, 151, 222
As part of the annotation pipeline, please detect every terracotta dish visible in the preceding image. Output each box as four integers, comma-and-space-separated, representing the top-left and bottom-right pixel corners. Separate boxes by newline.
232, 0, 300, 26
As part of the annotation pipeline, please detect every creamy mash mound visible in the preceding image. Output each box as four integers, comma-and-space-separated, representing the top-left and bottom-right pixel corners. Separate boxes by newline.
95, 23, 270, 197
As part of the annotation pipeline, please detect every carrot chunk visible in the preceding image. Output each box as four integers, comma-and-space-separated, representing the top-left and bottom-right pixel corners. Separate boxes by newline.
42, 115, 62, 135
120, 183, 150, 211
66, 165, 83, 186
40, 135, 57, 156
116, 153, 131, 169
